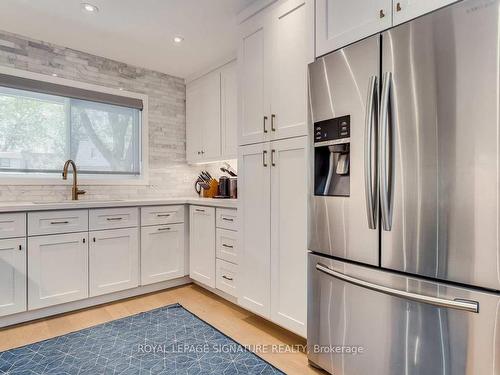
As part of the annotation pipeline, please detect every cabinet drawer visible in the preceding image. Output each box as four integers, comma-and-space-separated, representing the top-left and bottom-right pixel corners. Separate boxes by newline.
28, 210, 88, 236
216, 228, 238, 264
89, 207, 138, 230
141, 205, 184, 226
0, 213, 26, 239
216, 208, 238, 230
216, 259, 237, 297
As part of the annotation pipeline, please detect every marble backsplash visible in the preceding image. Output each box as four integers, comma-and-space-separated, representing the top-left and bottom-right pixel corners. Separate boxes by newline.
0, 30, 231, 202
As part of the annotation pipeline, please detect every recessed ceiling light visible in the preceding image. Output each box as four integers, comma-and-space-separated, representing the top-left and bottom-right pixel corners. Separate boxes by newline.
173, 36, 184, 44
118, 87, 124, 91
81, 3, 99, 13
51, 73, 58, 77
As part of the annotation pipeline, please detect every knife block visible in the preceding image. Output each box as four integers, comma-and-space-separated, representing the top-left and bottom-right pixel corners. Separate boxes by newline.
202, 180, 219, 198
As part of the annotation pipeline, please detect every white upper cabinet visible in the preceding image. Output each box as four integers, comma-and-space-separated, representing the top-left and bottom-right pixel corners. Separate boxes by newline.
0, 238, 26, 317
238, 12, 270, 145
392, 0, 458, 25
270, 0, 313, 140
239, 0, 313, 145
186, 71, 221, 163
317, 0, 461, 56
221, 61, 238, 158
186, 61, 237, 164
316, 0, 392, 56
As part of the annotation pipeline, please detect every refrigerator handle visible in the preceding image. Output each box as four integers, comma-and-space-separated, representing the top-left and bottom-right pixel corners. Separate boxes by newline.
379, 72, 393, 231
316, 263, 480, 313
364, 75, 379, 230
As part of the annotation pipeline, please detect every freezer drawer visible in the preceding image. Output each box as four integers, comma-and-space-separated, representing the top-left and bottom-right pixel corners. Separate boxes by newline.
308, 253, 500, 375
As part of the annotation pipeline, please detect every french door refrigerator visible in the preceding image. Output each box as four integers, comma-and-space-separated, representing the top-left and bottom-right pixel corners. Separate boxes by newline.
307, 0, 500, 374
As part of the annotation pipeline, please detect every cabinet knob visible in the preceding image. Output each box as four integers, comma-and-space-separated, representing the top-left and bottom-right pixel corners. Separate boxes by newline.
396, 2, 402, 12
18, 244, 22, 251
379, 9, 385, 18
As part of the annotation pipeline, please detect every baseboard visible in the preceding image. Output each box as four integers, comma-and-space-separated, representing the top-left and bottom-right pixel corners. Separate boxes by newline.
0, 276, 191, 328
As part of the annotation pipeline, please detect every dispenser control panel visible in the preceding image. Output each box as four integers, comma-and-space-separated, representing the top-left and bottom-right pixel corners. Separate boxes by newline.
314, 115, 350, 143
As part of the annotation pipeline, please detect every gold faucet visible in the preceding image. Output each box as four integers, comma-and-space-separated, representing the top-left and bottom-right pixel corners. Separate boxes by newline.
62, 160, 86, 200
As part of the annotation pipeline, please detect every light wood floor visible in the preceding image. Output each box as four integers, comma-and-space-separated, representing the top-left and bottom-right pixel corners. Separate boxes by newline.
0, 283, 325, 375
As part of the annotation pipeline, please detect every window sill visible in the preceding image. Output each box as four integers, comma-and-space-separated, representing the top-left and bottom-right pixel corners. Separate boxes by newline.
0, 174, 149, 186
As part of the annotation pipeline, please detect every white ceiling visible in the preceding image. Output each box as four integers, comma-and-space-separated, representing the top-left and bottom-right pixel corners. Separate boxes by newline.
0, 0, 256, 78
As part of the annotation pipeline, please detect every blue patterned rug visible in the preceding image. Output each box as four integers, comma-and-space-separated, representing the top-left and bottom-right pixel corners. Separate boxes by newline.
0, 303, 285, 374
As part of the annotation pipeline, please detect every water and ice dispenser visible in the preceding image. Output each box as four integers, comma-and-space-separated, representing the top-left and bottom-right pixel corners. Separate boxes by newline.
314, 115, 350, 197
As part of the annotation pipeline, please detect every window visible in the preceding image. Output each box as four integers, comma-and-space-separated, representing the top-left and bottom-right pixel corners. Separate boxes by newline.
0, 73, 144, 178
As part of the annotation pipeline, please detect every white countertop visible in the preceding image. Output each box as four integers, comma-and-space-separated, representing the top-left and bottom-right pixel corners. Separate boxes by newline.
0, 197, 238, 213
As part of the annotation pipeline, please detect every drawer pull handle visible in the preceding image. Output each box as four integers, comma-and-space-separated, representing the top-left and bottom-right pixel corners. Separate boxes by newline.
195, 209, 205, 213
222, 244, 234, 248
50, 221, 69, 225
222, 217, 234, 222
222, 275, 233, 281
158, 227, 171, 231
156, 214, 171, 217
106, 217, 123, 221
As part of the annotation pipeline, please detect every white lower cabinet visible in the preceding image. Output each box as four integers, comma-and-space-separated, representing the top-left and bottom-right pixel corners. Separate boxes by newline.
0, 238, 26, 317
239, 136, 308, 336
238, 142, 271, 317
216, 259, 237, 297
28, 233, 88, 310
141, 223, 185, 285
189, 206, 216, 288
216, 228, 238, 264
270, 137, 308, 336
89, 228, 139, 297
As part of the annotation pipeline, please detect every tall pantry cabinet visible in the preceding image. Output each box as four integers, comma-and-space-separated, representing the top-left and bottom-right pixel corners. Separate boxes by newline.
237, 0, 313, 337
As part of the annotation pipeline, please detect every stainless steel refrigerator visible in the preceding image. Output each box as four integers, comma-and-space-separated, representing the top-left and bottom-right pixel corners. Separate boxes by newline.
307, 0, 500, 374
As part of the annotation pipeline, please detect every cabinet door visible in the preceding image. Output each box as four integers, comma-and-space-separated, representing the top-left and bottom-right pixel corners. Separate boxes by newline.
0, 238, 26, 317
238, 12, 271, 145
28, 233, 88, 309
186, 80, 205, 163
189, 206, 216, 288
270, 0, 313, 140
186, 72, 221, 162
316, 0, 392, 56
238, 142, 271, 317
141, 223, 185, 285
393, 0, 458, 25
201, 72, 223, 159
270, 136, 308, 336
89, 228, 139, 297
221, 61, 238, 158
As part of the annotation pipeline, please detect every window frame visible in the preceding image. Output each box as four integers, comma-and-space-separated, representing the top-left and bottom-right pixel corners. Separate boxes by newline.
0, 66, 149, 186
